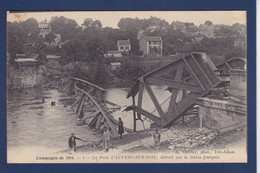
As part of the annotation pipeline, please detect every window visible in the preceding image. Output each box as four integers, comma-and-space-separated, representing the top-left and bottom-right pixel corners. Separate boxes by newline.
125, 46, 129, 50
120, 46, 124, 50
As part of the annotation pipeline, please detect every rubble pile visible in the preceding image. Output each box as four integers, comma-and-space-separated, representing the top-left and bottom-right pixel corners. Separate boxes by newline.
119, 127, 219, 152
171, 108, 199, 129
165, 127, 218, 150
171, 115, 200, 128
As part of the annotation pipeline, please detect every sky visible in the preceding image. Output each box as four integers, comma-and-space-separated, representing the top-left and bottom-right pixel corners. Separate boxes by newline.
7, 11, 246, 28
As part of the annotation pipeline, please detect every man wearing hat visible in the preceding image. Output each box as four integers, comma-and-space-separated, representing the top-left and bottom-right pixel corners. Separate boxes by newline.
102, 127, 111, 152
68, 133, 84, 154
117, 117, 124, 139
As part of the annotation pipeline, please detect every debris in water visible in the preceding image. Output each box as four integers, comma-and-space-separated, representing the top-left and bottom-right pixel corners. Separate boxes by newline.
51, 101, 56, 106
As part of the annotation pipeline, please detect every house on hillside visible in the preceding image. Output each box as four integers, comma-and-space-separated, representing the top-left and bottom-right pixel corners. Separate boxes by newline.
110, 62, 122, 71
104, 50, 123, 58
139, 36, 163, 56
38, 19, 51, 38
117, 39, 131, 54
172, 21, 197, 35
104, 40, 131, 58
14, 54, 40, 66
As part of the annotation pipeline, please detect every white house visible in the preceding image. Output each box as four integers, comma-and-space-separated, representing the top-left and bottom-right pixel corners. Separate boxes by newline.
117, 39, 131, 53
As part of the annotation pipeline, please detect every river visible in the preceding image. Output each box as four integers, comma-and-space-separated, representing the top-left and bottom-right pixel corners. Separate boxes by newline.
7, 86, 172, 155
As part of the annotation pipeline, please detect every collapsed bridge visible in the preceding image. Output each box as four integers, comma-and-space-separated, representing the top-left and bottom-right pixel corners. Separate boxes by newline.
62, 52, 246, 133
125, 52, 246, 131
63, 77, 123, 137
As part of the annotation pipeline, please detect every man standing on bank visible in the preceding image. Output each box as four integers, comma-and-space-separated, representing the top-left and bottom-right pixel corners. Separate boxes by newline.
118, 117, 124, 139
153, 129, 161, 147
68, 133, 84, 154
102, 127, 111, 152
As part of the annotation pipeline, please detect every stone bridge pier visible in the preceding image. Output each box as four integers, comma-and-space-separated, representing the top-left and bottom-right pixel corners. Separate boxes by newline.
197, 69, 247, 130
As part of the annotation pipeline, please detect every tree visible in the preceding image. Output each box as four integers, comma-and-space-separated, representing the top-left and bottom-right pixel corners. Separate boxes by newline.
215, 26, 238, 35
204, 20, 213, 26
59, 24, 105, 64
7, 21, 25, 61
61, 41, 84, 65
7, 18, 44, 64
144, 16, 170, 35
118, 18, 144, 31
49, 16, 77, 41
44, 32, 56, 44
83, 18, 102, 29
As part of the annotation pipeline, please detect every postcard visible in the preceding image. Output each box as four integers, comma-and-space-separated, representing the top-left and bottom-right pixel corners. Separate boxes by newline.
6, 11, 247, 163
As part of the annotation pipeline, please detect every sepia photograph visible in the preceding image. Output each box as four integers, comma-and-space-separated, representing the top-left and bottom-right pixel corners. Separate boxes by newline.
6, 11, 247, 163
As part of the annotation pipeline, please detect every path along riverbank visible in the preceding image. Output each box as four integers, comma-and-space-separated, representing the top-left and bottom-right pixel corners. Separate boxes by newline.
57, 115, 246, 154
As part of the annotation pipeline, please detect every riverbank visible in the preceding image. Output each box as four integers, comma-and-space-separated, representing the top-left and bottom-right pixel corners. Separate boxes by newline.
57, 130, 153, 154
56, 114, 246, 154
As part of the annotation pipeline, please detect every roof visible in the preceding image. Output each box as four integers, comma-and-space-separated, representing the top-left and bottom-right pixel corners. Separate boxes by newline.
117, 40, 131, 46
142, 36, 162, 42
106, 50, 122, 54
46, 55, 61, 59
15, 58, 40, 66
15, 58, 38, 62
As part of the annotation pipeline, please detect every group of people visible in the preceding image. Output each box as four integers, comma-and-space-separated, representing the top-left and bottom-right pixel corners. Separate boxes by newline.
68, 117, 161, 153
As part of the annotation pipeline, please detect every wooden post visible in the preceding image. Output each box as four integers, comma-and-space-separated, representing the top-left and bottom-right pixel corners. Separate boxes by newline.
137, 82, 144, 119
77, 95, 85, 118
74, 82, 78, 96
132, 96, 137, 132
